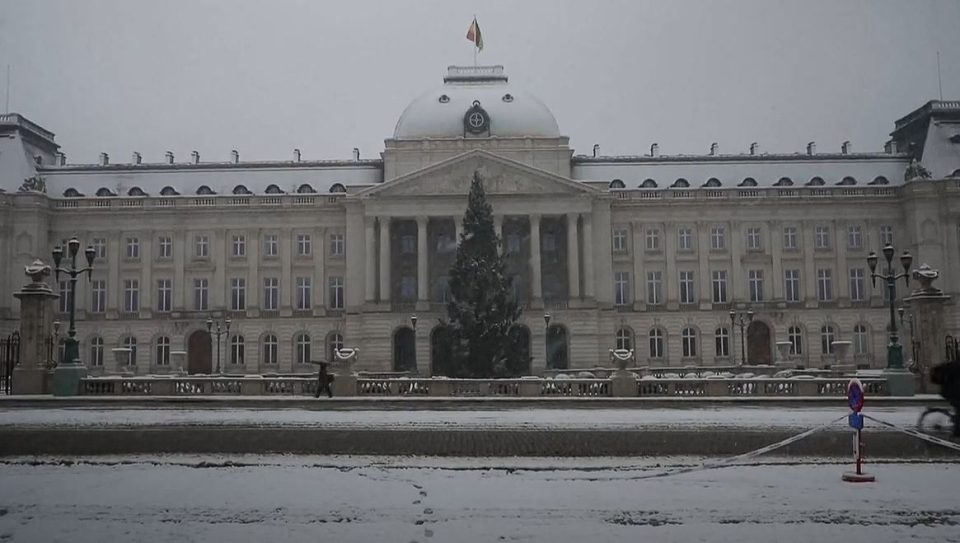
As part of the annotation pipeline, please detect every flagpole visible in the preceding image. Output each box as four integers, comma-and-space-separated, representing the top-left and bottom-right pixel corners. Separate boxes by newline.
473, 14, 478, 67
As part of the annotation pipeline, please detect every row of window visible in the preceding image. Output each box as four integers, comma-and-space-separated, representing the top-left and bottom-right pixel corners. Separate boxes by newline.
612, 267, 886, 306
69, 276, 346, 313
615, 324, 872, 359
611, 176, 890, 190
612, 224, 894, 253
85, 232, 345, 261
65, 183, 348, 198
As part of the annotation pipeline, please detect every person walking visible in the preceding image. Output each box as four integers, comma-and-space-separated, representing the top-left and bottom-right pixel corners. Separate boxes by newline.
315, 361, 334, 398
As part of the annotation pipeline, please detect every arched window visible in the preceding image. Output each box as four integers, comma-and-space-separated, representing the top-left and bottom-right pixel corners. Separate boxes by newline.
820, 325, 836, 354
96, 187, 116, 197
196, 185, 215, 195
703, 178, 722, 187
949, 169, 960, 179
806, 177, 825, 186
715, 327, 730, 358
640, 179, 658, 188
232, 185, 251, 195
262, 334, 278, 366
671, 178, 690, 188
329, 183, 347, 193
838, 176, 857, 186
649, 328, 665, 359
295, 333, 311, 365
681, 327, 697, 357
739, 177, 758, 187
788, 326, 803, 356
265, 184, 284, 194
229, 335, 245, 366
155, 336, 170, 366
122, 336, 137, 366
327, 332, 344, 363
296, 183, 316, 194
853, 324, 869, 355
160, 186, 180, 196
615, 327, 632, 351
609, 179, 625, 189
89, 336, 104, 367
63, 188, 83, 197
869, 176, 890, 185
128, 186, 147, 196
774, 177, 793, 187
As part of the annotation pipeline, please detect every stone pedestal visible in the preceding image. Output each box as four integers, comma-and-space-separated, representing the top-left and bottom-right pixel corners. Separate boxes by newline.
884, 368, 915, 397
12, 263, 60, 395
332, 374, 357, 397
52, 364, 88, 396
903, 278, 950, 394
610, 372, 638, 397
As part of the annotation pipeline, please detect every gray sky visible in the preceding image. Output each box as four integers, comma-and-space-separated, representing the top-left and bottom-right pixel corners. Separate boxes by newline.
1, 0, 958, 163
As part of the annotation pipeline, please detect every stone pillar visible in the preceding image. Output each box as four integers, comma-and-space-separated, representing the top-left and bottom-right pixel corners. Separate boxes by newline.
12, 261, 60, 394
566, 213, 580, 299
455, 218, 463, 245
582, 214, 595, 299
903, 267, 951, 394
493, 215, 504, 254
529, 214, 543, 303
365, 217, 376, 303
416, 216, 429, 306
379, 217, 391, 303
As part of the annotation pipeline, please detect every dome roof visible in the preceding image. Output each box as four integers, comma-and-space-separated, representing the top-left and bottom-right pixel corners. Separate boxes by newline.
393, 65, 560, 140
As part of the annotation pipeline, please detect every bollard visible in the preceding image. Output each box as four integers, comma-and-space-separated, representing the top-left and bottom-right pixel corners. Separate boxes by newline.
842, 378, 876, 482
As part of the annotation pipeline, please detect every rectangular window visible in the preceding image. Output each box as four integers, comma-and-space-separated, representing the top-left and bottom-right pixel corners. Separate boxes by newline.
230, 277, 246, 311
296, 234, 312, 256
400, 275, 417, 301
815, 226, 831, 249
715, 328, 730, 358
92, 238, 107, 260
296, 276, 311, 310
231, 235, 246, 257
678, 227, 694, 251
263, 277, 279, 311
123, 279, 140, 313
710, 226, 726, 250
784, 269, 801, 302
645, 228, 660, 251
746, 227, 762, 251
748, 270, 764, 302
401, 235, 417, 254
158, 236, 172, 259
817, 268, 833, 301
880, 225, 894, 246
542, 233, 557, 252
58, 280, 69, 313
264, 234, 279, 257
329, 233, 344, 256
193, 278, 209, 311
614, 271, 631, 306
782, 227, 798, 250
679, 271, 695, 304
125, 237, 140, 259
156, 279, 172, 312
612, 229, 628, 253
711, 270, 728, 303
506, 234, 521, 255
847, 225, 862, 250
194, 235, 209, 258
329, 276, 344, 310
646, 271, 662, 306
849, 268, 866, 302
91, 280, 106, 313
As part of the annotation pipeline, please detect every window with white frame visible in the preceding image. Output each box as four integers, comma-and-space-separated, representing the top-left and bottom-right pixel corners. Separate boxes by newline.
122, 336, 137, 365
327, 333, 344, 362
816, 269, 833, 301
880, 225, 894, 246
814, 225, 831, 249
712, 270, 728, 303
681, 327, 697, 357
194, 235, 209, 258
123, 279, 140, 312
296, 233, 312, 256
646, 271, 662, 306
746, 227, 762, 251
782, 226, 798, 250
125, 237, 140, 259
155, 336, 170, 366
748, 270, 764, 302
788, 326, 803, 355
158, 236, 172, 259
89, 336, 104, 366
679, 271, 695, 304
295, 277, 311, 310
401, 234, 417, 255
615, 328, 632, 351
231, 235, 246, 257
230, 335, 245, 365
614, 272, 631, 306
58, 280, 69, 313
264, 234, 279, 257
649, 329, 664, 359
156, 279, 172, 312
710, 226, 726, 250
678, 227, 694, 251
849, 268, 866, 302
853, 324, 869, 355
715, 327, 730, 357
330, 233, 344, 256
193, 278, 209, 311
92, 238, 107, 259
262, 334, 278, 365
847, 225, 862, 250
784, 269, 801, 302
821, 325, 836, 354
612, 228, 627, 253
329, 276, 344, 310
263, 277, 279, 311
295, 333, 311, 365
230, 277, 246, 311
645, 228, 661, 251
91, 280, 106, 313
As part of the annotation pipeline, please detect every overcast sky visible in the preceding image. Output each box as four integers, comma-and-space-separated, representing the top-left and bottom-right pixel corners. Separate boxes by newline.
1, 0, 958, 164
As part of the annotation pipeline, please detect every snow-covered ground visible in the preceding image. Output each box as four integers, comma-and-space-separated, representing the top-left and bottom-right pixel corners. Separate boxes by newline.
0, 406, 926, 430
0, 455, 958, 542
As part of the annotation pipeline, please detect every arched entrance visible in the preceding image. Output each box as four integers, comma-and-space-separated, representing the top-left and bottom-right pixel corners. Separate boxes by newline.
393, 327, 416, 373
187, 330, 212, 374
546, 325, 568, 370
430, 326, 453, 376
747, 321, 772, 365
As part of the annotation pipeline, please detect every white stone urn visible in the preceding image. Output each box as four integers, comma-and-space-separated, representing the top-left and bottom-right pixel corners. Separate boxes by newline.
334, 347, 359, 376
609, 348, 635, 375
775, 341, 793, 365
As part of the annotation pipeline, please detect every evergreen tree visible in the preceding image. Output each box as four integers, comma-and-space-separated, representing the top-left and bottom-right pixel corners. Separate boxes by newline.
440, 171, 528, 377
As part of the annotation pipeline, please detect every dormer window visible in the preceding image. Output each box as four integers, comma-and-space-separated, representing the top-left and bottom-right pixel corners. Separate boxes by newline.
63, 188, 83, 197
806, 177, 825, 186
869, 176, 890, 185
329, 183, 347, 193
296, 184, 316, 194
196, 185, 216, 195
739, 177, 758, 187
640, 179, 658, 188
703, 178, 721, 188
609, 179, 625, 189
774, 177, 793, 187
160, 186, 180, 196
671, 178, 690, 188
233, 185, 252, 195
95, 187, 116, 197
838, 176, 857, 186
265, 184, 284, 194
127, 187, 147, 196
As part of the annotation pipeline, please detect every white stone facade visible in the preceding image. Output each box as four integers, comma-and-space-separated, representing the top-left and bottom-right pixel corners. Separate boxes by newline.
1, 69, 959, 375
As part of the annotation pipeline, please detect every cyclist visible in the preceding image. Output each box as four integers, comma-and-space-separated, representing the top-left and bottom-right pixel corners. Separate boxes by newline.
930, 359, 960, 437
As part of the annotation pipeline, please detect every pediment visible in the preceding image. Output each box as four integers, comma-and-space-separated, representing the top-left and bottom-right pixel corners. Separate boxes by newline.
357, 150, 597, 198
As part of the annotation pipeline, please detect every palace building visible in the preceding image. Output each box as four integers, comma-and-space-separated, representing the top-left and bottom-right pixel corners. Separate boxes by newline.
1, 65, 959, 375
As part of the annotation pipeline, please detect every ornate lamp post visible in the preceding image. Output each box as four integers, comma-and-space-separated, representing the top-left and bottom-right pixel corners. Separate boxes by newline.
729, 309, 754, 366
867, 244, 912, 370
51, 237, 96, 366
410, 314, 418, 374
206, 316, 231, 374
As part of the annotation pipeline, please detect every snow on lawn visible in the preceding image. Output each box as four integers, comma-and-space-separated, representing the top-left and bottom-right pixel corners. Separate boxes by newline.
0, 456, 958, 542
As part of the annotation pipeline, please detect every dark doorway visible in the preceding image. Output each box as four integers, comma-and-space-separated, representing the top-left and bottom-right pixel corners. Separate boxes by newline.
431, 326, 453, 376
393, 327, 416, 373
187, 330, 212, 374
509, 325, 532, 375
546, 325, 568, 370
747, 321, 772, 365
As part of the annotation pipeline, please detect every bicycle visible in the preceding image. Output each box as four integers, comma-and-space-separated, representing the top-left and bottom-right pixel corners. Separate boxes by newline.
917, 406, 958, 437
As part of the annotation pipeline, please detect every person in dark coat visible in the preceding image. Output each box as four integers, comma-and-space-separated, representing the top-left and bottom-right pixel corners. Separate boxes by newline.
931, 360, 960, 436
315, 361, 334, 398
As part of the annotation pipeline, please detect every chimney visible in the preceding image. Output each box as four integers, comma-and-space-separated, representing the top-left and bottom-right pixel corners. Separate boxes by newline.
749, 142, 758, 155
806, 142, 816, 155
99, 152, 109, 166
353, 147, 360, 161
293, 148, 301, 162
57, 152, 66, 166
841, 141, 851, 155
230, 149, 239, 163
191, 150, 200, 164
709, 142, 718, 156
884, 140, 897, 154
165, 151, 174, 164
592, 144, 600, 158
650, 143, 659, 157
131, 151, 142, 165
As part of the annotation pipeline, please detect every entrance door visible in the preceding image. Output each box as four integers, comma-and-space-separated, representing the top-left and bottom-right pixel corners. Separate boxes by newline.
393, 327, 416, 373
546, 325, 568, 370
187, 330, 212, 374
746, 321, 772, 365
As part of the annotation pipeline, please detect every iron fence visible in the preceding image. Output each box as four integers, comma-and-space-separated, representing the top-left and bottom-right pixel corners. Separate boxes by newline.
1, 331, 21, 395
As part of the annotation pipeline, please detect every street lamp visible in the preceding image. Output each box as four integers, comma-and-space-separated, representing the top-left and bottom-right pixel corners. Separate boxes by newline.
867, 244, 912, 369
729, 309, 754, 366
206, 316, 231, 374
410, 314, 417, 373
51, 237, 96, 366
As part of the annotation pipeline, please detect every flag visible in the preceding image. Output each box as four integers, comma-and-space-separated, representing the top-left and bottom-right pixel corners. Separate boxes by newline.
466, 18, 483, 51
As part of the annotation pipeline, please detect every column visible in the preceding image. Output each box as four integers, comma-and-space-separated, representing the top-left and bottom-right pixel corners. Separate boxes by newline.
280, 228, 292, 314
583, 214, 595, 298
248, 228, 260, 312
417, 216, 429, 303
314, 226, 326, 312
632, 220, 644, 308
835, 220, 848, 301
529, 214, 542, 300
140, 234, 152, 316
213, 229, 226, 309
173, 229, 186, 310
802, 221, 817, 305
664, 222, 677, 308
696, 222, 710, 305
364, 217, 376, 303
730, 221, 744, 301
379, 217, 391, 302
770, 221, 783, 300
566, 213, 580, 299
494, 215, 504, 254
455, 217, 463, 245
107, 233, 120, 314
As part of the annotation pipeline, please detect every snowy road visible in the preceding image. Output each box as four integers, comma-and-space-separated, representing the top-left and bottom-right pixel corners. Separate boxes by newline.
1, 456, 958, 542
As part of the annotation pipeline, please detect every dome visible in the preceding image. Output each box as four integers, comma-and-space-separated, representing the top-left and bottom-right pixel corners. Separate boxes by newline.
393, 65, 560, 140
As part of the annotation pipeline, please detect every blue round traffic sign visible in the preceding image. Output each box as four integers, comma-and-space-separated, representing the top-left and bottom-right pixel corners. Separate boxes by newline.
847, 379, 864, 412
